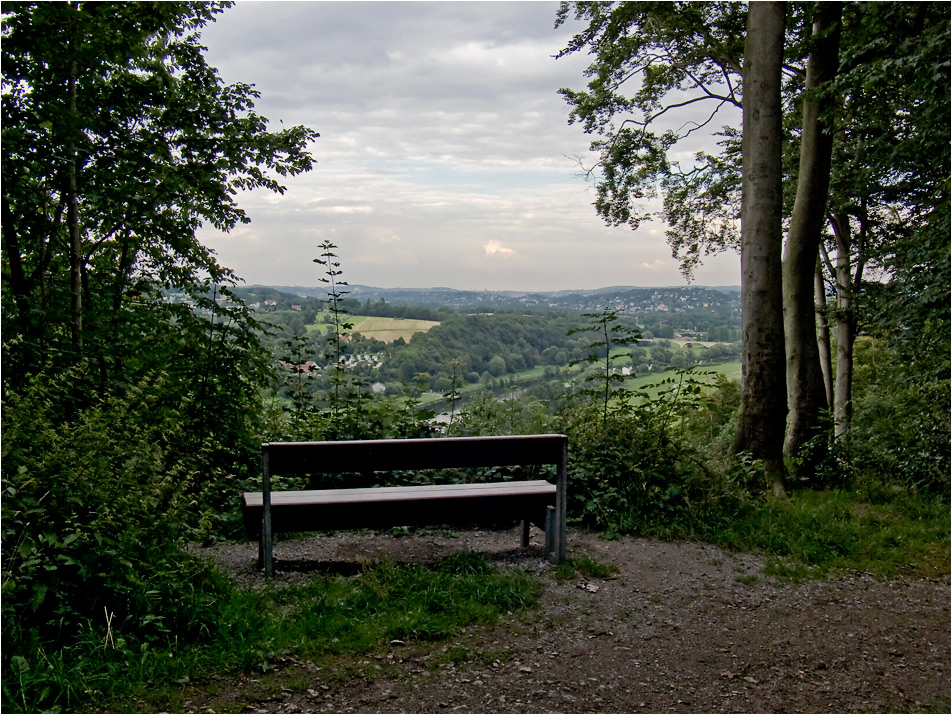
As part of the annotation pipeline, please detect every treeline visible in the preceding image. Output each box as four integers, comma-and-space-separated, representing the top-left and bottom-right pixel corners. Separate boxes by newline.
382, 312, 582, 383
264, 304, 741, 401
234, 284, 743, 352
358, 298, 450, 322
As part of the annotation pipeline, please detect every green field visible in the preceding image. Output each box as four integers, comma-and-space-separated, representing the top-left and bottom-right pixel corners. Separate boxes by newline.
421, 362, 743, 406
628, 361, 742, 392
307, 314, 440, 343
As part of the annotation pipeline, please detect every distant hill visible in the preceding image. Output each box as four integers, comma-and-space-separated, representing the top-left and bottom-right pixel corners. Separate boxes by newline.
264, 284, 741, 314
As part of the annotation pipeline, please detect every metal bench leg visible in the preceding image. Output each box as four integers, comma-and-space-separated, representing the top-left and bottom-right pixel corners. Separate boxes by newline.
544, 506, 556, 561
262, 450, 274, 578
521, 519, 530, 548
553, 441, 567, 564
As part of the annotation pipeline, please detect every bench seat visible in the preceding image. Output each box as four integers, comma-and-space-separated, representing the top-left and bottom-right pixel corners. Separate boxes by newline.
243, 480, 556, 537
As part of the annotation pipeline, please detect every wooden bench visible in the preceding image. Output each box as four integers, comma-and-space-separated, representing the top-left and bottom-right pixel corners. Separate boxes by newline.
242, 434, 568, 577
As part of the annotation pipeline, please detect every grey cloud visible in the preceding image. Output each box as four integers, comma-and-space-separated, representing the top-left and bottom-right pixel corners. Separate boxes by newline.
197, 2, 740, 291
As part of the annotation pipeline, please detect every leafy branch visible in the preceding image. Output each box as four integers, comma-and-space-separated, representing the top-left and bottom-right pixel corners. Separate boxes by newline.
568, 308, 642, 427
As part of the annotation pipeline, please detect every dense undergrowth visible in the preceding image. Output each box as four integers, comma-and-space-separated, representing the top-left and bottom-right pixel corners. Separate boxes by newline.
4, 551, 539, 713
3, 346, 948, 713
3, 346, 949, 712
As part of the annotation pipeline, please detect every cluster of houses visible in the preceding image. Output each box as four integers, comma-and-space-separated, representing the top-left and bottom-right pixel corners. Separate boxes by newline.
278, 352, 383, 375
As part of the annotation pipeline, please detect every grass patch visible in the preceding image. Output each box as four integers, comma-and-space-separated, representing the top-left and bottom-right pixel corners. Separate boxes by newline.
554, 553, 619, 581
697, 489, 950, 580
210, 551, 540, 665
5, 553, 540, 713
622, 362, 743, 398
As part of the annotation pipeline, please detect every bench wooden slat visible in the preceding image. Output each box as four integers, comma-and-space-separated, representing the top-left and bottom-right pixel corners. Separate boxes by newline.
243, 480, 556, 508
263, 434, 566, 474
243, 480, 557, 539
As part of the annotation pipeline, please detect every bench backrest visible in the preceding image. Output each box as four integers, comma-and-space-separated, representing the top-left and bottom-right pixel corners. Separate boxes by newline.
262, 434, 568, 476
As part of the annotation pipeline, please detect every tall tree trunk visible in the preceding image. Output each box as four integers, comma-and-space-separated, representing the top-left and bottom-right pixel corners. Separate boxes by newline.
732, 1, 787, 489
781, 2, 842, 473
0, 198, 32, 340
815, 258, 834, 407
829, 210, 866, 444
67, 25, 83, 352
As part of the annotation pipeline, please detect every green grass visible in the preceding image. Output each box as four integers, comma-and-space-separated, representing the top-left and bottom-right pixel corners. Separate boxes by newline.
694, 488, 950, 580
553, 553, 619, 581
625, 362, 742, 394
420, 362, 743, 407
5, 553, 540, 714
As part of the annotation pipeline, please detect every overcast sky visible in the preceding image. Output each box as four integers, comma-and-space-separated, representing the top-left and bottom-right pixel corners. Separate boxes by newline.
197, 0, 742, 292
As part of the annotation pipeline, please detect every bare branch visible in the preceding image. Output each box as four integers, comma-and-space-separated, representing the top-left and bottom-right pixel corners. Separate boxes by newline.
642, 92, 735, 128
677, 98, 730, 138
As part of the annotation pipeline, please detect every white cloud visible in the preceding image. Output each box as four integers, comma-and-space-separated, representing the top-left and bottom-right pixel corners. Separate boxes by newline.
311, 205, 374, 215
195, 2, 741, 291
484, 240, 516, 256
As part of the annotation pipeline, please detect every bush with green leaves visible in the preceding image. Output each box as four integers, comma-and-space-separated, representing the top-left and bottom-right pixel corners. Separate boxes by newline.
451, 389, 553, 437
848, 336, 950, 498
556, 369, 764, 537
558, 401, 694, 535
1, 368, 234, 710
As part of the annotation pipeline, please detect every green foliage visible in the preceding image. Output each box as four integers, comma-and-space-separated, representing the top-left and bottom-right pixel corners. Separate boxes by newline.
452, 390, 552, 437
848, 337, 950, 497
1, 1, 318, 387
558, 371, 720, 537
717, 490, 949, 581
2, 554, 540, 712
567, 309, 642, 426
382, 312, 584, 387
555, 1, 747, 273
442, 358, 464, 425
313, 241, 355, 436
1, 369, 237, 711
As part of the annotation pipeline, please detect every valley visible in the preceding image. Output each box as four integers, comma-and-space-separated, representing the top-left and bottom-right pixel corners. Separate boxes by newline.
231, 284, 744, 415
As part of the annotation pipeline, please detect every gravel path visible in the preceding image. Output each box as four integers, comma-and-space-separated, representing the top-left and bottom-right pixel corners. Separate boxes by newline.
189, 527, 950, 713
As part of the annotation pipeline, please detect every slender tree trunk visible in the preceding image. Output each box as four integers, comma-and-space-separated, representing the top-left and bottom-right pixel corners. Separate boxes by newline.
0, 197, 32, 341
781, 2, 842, 472
815, 259, 834, 407
732, 1, 787, 489
67, 29, 83, 352
830, 211, 866, 444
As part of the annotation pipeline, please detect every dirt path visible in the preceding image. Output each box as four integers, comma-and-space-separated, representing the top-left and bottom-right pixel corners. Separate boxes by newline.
190, 528, 950, 713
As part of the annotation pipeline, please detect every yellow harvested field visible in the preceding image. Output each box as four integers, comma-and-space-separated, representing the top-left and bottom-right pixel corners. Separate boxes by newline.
347, 316, 439, 343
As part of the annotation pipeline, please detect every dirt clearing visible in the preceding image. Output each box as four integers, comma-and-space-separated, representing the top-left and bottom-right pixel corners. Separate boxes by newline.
188, 527, 950, 713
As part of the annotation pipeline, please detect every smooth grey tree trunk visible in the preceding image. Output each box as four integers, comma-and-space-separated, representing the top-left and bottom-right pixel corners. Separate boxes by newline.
68, 54, 83, 351
781, 2, 842, 472
732, 1, 787, 487
829, 212, 866, 444
815, 260, 834, 408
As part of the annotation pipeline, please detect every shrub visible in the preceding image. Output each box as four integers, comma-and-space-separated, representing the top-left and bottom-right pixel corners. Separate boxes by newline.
2, 368, 233, 710
555, 370, 768, 538
452, 389, 552, 437
849, 337, 951, 498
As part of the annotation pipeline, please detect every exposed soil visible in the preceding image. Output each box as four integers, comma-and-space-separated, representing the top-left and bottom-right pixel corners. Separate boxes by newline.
186, 527, 950, 714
